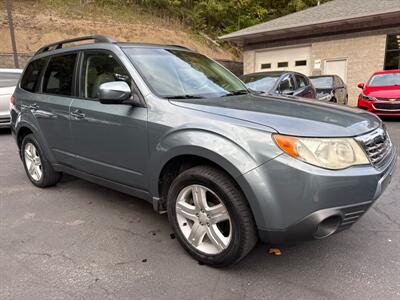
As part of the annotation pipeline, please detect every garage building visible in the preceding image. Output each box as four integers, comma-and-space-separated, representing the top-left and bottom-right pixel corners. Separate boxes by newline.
220, 0, 400, 106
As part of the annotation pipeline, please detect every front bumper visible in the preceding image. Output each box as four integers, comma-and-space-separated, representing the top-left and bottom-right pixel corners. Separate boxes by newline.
358, 98, 400, 116
237, 146, 397, 244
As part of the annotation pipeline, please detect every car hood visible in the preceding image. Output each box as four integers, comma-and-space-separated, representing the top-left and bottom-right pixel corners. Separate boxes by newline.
170, 94, 381, 137
363, 86, 400, 98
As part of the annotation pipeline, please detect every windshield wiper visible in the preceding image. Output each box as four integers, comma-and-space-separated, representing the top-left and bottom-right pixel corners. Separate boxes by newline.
222, 90, 249, 97
166, 95, 204, 99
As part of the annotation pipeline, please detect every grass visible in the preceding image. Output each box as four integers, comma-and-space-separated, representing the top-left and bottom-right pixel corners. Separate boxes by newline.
9, 0, 187, 29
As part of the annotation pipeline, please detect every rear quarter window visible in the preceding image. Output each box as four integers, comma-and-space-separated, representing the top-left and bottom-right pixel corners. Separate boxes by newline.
21, 58, 47, 92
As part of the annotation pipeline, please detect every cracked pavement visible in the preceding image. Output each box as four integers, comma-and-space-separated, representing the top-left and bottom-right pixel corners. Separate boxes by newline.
0, 120, 399, 300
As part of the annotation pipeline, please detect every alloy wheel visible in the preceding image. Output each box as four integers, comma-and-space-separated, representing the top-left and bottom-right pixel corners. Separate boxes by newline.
175, 184, 232, 255
24, 142, 43, 182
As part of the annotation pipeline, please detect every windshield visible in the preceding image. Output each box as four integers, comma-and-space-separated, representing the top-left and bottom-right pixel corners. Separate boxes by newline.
369, 73, 400, 87
0, 72, 21, 88
240, 74, 279, 92
123, 47, 247, 98
310, 76, 333, 89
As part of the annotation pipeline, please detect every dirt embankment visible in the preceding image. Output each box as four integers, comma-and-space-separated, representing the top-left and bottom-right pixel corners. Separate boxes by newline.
0, 4, 235, 60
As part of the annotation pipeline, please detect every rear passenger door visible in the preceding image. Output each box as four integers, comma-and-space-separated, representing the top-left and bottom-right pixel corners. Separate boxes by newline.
69, 50, 148, 189
22, 53, 77, 164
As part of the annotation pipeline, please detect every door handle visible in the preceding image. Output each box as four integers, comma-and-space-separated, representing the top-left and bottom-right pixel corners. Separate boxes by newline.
29, 103, 39, 110
71, 109, 86, 119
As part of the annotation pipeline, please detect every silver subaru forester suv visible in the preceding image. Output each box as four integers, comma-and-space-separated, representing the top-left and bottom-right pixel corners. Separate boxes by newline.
10, 36, 397, 266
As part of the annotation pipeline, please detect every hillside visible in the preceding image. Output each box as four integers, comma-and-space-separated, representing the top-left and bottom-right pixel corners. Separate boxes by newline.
0, 0, 236, 60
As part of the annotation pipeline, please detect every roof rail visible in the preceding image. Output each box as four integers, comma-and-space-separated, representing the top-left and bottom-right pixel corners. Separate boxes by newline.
35, 35, 116, 55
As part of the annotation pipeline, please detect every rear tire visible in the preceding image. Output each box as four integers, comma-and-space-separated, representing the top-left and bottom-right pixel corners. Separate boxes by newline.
167, 165, 258, 267
21, 134, 62, 187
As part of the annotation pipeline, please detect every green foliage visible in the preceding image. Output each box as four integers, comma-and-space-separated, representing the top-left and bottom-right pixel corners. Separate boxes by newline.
32, 0, 331, 37
129, 0, 331, 36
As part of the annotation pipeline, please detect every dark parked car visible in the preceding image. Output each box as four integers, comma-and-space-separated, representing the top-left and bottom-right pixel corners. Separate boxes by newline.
10, 36, 397, 267
240, 71, 317, 99
310, 75, 348, 104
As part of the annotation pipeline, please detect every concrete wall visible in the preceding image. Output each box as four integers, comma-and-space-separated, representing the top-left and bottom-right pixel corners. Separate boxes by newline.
311, 33, 386, 106
243, 50, 256, 75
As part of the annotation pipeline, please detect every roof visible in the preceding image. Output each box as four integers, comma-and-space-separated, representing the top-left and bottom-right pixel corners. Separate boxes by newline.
373, 69, 400, 75
220, 0, 400, 44
240, 71, 306, 78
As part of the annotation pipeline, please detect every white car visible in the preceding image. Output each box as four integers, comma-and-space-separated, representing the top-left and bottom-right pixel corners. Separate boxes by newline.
0, 68, 23, 128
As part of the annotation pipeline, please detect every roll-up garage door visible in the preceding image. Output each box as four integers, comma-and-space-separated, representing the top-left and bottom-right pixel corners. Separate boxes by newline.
254, 46, 312, 75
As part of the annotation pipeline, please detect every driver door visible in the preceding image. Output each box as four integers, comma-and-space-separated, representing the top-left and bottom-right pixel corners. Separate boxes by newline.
69, 50, 148, 189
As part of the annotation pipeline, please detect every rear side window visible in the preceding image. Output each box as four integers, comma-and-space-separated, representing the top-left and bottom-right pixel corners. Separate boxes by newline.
21, 58, 46, 92
43, 53, 77, 96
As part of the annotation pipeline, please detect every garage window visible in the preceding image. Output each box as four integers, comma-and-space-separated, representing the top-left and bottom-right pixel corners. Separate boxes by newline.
295, 60, 307, 67
384, 34, 400, 70
277, 62, 288, 68
261, 63, 271, 70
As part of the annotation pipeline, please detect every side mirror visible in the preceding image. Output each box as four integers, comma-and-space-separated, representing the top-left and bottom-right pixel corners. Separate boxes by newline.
99, 81, 131, 104
357, 82, 365, 89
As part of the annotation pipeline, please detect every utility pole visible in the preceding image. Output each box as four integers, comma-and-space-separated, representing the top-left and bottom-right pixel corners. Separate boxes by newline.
5, 0, 19, 68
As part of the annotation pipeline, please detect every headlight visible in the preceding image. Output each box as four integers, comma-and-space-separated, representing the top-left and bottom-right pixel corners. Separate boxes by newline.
361, 93, 376, 101
273, 134, 369, 170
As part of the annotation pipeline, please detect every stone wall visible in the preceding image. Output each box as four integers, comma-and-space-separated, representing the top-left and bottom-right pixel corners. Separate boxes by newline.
311, 33, 386, 106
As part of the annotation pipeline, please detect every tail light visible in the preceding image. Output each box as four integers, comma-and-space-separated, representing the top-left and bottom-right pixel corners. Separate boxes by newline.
10, 95, 16, 105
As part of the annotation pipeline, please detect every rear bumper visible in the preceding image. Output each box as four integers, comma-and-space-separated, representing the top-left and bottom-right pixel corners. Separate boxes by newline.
358, 98, 400, 116
237, 145, 397, 244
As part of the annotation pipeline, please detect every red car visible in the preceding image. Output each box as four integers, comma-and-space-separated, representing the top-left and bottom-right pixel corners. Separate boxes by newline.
357, 70, 400, 116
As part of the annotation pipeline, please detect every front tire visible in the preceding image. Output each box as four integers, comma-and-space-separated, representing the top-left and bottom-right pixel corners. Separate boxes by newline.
21, 134, 62, 187
167, 165, 258, 267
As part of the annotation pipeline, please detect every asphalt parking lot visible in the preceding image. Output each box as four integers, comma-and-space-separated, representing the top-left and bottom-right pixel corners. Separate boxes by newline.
0, 121, 399, 300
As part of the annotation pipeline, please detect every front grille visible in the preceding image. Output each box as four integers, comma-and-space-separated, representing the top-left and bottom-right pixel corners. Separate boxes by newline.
373, 103, 400, 110
356, 128, 393, 168
376, 97, 400, 102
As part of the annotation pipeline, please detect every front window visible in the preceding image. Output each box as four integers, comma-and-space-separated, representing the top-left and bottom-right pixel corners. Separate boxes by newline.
310, 76, 333, 89
278, 75, 295, 93
123, 47, 246, 98
80, 51, 131, 99
369, 73, 400, 87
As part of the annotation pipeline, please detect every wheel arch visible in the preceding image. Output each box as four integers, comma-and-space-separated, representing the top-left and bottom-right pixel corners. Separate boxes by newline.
16, 122, 55, 163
